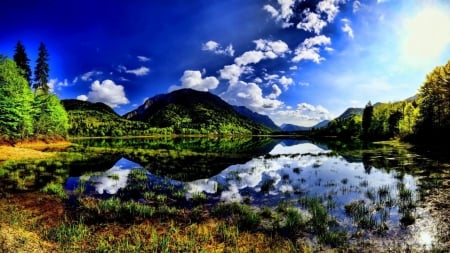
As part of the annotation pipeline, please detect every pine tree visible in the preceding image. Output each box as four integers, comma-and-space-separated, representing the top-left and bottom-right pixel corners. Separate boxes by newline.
13, 41, 32, 85
361, 101, 373, 140
33, 42, 50, 93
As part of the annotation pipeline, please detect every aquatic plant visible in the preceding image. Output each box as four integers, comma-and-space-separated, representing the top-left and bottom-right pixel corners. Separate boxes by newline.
41, 182, 68, 200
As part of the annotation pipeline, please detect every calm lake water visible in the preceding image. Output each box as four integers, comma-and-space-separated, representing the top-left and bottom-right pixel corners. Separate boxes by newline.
1, 137, 449, 249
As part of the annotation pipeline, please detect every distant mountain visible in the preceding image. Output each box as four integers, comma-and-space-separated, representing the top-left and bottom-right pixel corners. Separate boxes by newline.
123, 89, 271, 134
232, 106, 280, 131
62, 99, 119, 116
312, 120, 330, 129
337, 108, 363, 120
280, 124, 311, 132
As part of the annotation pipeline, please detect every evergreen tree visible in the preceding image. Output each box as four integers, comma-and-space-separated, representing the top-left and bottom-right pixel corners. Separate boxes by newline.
33, 42, 50, 93
361, 101, 373, 140
13, 41, 32, 85
0, 56, 34, 141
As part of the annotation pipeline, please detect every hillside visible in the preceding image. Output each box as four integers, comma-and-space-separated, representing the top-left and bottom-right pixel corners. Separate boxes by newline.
232, 106, 280, 131
123, 89, 271, 135
62, 100, 154, 137
337, 108, 363, 120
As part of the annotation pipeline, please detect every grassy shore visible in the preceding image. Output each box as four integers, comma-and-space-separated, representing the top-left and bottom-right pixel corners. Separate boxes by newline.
0, 141, 71, 161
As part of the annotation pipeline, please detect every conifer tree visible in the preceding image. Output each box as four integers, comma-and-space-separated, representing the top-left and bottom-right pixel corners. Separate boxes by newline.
13, 41, 32, 85
361, 101, 373, 140
33, 42, 50, 93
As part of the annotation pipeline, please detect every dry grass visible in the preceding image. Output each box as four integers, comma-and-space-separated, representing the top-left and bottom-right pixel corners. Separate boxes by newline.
0, 141, 70, 161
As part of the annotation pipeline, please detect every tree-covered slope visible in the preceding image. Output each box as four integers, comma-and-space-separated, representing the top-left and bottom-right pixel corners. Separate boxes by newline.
232, 105, 280, 131
123, 89, 271, 135
62, 100, 156, 137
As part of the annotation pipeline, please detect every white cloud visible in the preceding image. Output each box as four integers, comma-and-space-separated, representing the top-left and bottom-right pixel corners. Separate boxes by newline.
353, 0, 361, 13
297, 9, 327, 34
202, 40, 235, 56
341, 18, 354, 39
137, 55, 150, 62
254, 39, 290, 56
235, 50, 266, 66
81, 71, 103, 82
298, 81, 310, 87
292, 35, 331, 63
263, 0, 295, 28
125, 66, 150, 76
78, 80, 129, 108
317, 0, 340, 22
401, 6, 450, 68
267, 84, 282, 99
219, 64, 244, 84
47, 78, 70, 92
269, 103, 332, 126
169, 70, 219, 92
279, 76, 294, 90
77, 95, 88, 101
220, 81, 283, 112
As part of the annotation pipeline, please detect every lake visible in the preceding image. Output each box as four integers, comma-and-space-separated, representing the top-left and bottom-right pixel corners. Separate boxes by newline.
1, 137, 449, 250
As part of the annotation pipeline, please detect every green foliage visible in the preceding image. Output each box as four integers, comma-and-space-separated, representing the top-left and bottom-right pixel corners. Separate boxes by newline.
416, 60, 450, 141
34, 90, 69, 138
33, 42, 50, 93
0, 53, 68, 142
0, 57, 34, 141
13, 41, 32, 85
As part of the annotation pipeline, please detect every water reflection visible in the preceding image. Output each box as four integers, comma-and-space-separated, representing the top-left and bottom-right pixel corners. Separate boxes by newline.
66, 158, 141, 195
62, 139, 447, 249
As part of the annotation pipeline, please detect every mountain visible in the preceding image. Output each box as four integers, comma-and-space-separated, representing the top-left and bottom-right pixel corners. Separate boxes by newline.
123, 88, 271, 134
62, 99, 151, 137
337, 108, 363, 120
232, 106, 280, 131
312, 120, 330, 129
62, 99, 119, 116
280, 124, 311, 132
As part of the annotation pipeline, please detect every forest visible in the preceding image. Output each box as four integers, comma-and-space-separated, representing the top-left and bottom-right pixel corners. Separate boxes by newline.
0, 42, 68, 144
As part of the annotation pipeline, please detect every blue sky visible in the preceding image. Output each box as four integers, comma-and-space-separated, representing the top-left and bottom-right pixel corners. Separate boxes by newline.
1, 0, 449, 126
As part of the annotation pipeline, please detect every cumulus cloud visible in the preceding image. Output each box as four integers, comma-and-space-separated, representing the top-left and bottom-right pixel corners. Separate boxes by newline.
297, 9, 327, 34
317, 0, 341, 22
219, 64, 244, 84
234, 39, 289, 66
267, 84, 282, 99
77, 80, 129, 108
279, 76, 294, 90
81, 70, 103, 82
202, 40, 235, 56
47, 78, 70, 92
77, 95, 88, 101
235, 50, 266, 66
292, 35, 331, 63
220, 81, 283, 112
269, 103, 332, 126
341, 18, 354, 38
125, 66, 150, 76
137, 55, 150, 62
263, 0, 295, 28
169, 70, 219, 92
254, 39, 290, 56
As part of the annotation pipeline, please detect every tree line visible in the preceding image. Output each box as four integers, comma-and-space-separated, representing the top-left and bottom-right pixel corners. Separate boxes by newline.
312, 60, 450, 144
0, 41, 68, 143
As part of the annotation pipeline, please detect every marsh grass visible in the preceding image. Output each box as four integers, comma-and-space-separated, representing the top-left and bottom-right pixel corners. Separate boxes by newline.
41, 182, 68, 200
